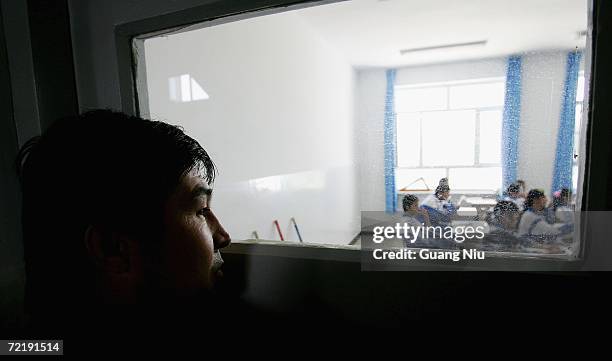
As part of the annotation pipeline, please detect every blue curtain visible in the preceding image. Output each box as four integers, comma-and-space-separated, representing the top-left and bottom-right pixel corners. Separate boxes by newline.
552, 51, 582, 194
501, 56, 522, 191
384, 69, 397, 213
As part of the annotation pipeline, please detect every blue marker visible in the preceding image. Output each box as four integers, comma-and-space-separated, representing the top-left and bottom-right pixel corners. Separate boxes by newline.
291, 217, 303, 243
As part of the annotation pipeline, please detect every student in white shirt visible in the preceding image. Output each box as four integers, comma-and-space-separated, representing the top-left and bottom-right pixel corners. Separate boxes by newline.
503, 182, 526, 210
402, 194, 458, 249
518, 189, 572, 242
551, 188, 574, 224
516, 179, 527, 198
402, 194, 431, 227
486, 201, 522, 250
421, 179, 457, 224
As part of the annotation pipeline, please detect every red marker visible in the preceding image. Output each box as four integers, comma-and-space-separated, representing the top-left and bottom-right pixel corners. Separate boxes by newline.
273, 220, 284, 241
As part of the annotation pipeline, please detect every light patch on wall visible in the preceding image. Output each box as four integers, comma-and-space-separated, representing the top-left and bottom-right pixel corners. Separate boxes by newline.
168, 74, 209, 102
248, 170, 327, 194
249, 175, 283, 193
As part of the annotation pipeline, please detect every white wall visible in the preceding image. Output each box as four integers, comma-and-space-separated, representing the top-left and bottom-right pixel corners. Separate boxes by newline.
355, 69, 386, 211
517, 51, 567, 193
144, 12, 358, 244
356, 53, 571, 211
395, 58, 506, 85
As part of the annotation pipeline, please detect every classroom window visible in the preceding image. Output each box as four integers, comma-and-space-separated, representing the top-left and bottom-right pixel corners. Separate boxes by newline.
395, 78, 505, 191
131, 0, 589, 256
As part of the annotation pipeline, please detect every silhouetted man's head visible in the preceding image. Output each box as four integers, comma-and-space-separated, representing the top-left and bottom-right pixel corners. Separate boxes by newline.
17, 110, 231, 324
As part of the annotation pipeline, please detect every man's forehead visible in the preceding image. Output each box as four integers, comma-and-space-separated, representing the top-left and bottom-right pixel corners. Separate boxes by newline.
179, 169, 212, 197
189, 164, 210, 180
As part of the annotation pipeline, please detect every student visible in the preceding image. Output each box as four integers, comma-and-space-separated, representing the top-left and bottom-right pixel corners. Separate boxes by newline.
401, 194, 457, 249
487, 201, 522, 249
552, 188, 574, 224
517, 189, 572, 242
401, 194, 429, 247
516, 179, 527, 198
503, 182, 526, 210
421, 178, 457, 225
402, 194, 431, 227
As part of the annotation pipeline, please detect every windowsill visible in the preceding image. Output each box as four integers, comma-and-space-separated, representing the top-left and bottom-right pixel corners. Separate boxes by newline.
397, 189, 498, 195
224, 239, 360, 262
223, 239, 585, 270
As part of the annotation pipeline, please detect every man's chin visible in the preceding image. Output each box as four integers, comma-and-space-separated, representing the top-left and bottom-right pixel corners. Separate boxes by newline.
214, 268, 224, 280
209, 268, 225, 292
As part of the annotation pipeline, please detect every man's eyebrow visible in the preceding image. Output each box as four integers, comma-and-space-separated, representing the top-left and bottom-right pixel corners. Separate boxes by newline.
191, 186, 212, 199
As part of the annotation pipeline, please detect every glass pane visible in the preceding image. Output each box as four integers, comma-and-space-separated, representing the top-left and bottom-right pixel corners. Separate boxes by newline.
479, 110, 502, 164
449, 81, 505, 109
396, 113, 420, 167
421, 110, 475, 166
574, 103, 583, 160
573, 130, 579, 164
576, 74, 585, 102
572, 164, 579, 192
395, 168, 446, 192
449, 167, 502, 190
575, 103, 582, 135
395, 86, 447, 113
138, 0, 591, 258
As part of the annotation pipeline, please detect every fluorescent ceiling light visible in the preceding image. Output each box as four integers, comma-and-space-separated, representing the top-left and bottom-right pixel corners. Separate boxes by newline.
400, 40, 487, 55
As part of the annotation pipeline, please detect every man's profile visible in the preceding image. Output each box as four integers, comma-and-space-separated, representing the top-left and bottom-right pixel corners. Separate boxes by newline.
16, 109, 232, 335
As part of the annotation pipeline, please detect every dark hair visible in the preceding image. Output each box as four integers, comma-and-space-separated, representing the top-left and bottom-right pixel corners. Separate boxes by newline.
434, 185, 449, 197
524, 189, 545, 210
507, 183, 520, 194
494, 200, 519, 218
552, 188, 571, 210
402, 194, 419, 211
16, 109, 216, 318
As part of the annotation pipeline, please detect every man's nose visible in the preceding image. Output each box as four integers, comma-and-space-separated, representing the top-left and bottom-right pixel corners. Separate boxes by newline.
209, 211, 231, 249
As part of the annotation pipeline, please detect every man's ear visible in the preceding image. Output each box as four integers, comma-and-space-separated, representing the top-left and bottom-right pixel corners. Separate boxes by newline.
84, 225, 136, 275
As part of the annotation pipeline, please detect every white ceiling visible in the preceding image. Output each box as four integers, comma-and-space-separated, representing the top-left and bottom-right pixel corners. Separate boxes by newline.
294, 0, 588, 68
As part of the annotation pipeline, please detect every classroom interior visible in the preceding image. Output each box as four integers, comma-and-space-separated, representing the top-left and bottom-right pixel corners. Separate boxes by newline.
136, 0, 587, 251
